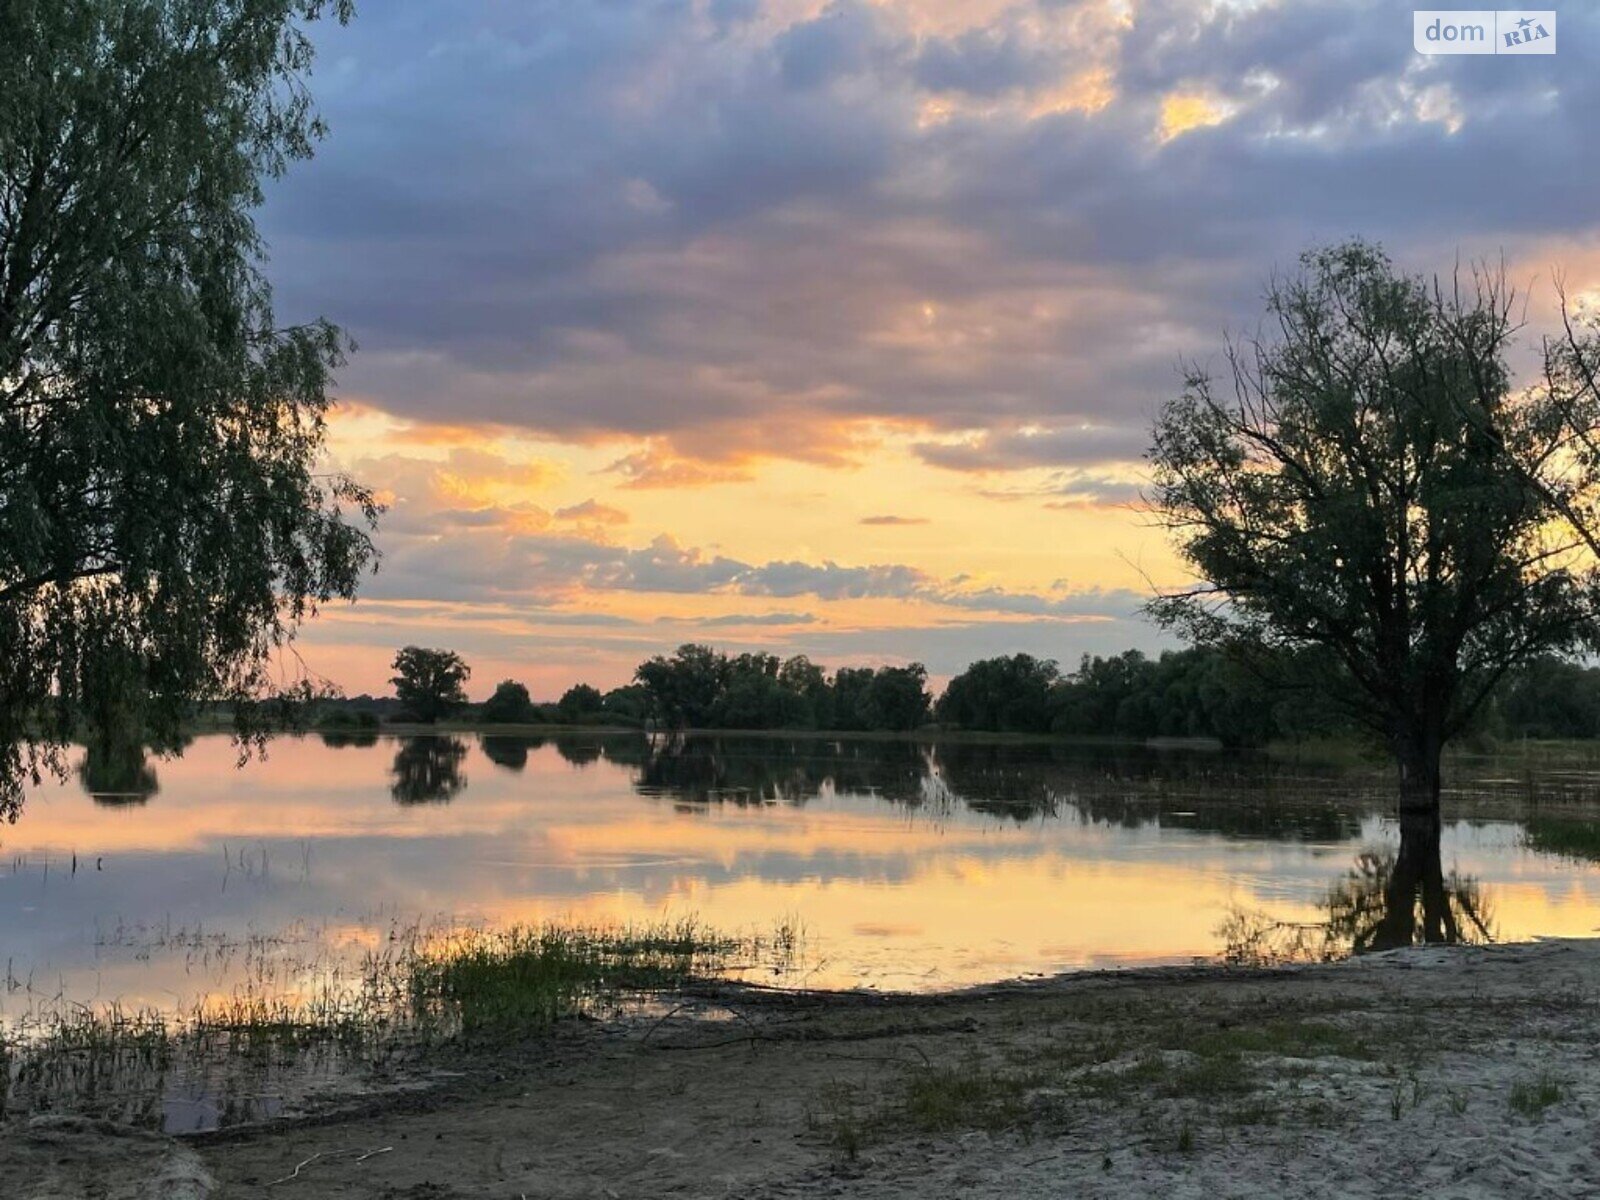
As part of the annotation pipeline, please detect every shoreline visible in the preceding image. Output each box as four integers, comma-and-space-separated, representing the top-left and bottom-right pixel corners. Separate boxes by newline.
12, 939, 1600, 1198
182, 715, 1600, 767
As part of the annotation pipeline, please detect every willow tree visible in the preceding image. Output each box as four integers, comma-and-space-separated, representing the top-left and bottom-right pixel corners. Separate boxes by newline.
1150, 242, 1600, 814
0, 1, 378, 817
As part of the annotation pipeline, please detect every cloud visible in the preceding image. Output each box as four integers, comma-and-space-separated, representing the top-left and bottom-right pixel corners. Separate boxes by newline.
859, 514, 929, 525
259, 0, 1600, 694
912, 25, 1068, 98
262, 0, 1600, 479
980, 467, 1148, 509
367, 511, 1145, 626
352, 448, 561, 535
554, 498, 630, 525
602, 445, 754, 489
913, 424, 1149, 472
656, 611, 818, 627
737, 559, 930, 600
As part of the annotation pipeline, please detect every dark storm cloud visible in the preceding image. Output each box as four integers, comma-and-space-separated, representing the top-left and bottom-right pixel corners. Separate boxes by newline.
265, 0, 1600, 466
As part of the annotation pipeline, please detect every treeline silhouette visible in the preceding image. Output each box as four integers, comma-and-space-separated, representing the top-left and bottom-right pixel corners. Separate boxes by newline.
319, 644, 1600, 748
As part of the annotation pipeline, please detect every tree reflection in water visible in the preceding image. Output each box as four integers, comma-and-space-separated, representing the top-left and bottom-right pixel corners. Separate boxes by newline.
389, 736, 468, 804
1222, 811, 1493, 965
318, 729, 379, 749
481, 735, 542, 772
554, 737, 604, 768
78, 741, 160, 806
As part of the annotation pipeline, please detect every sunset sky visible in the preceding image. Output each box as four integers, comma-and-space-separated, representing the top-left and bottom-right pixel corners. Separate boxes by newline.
261, 0, 1600, 698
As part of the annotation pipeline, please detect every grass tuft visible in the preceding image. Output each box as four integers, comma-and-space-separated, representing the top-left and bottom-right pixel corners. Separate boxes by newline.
1508, 1072, 1566, 1118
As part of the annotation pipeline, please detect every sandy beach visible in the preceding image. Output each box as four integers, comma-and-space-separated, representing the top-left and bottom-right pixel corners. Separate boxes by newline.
11, 938, 1599, 1199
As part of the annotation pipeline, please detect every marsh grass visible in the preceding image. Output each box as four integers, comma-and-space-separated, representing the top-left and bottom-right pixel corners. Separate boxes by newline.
401, 918, 762, 1036
0, 916, 799, 1129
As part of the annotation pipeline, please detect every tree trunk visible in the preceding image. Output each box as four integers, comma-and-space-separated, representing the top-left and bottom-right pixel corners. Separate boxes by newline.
1394, 728, 1443, 815
1365, 808, 1449, 952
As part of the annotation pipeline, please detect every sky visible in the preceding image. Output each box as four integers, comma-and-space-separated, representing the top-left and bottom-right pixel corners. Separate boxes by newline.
260, 0, 1600, 699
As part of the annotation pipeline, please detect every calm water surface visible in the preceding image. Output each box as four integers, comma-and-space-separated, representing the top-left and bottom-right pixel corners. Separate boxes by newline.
5, 732, 1600, 1016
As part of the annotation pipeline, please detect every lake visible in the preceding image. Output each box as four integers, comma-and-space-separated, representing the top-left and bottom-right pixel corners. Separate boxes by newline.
6, 731, 1600, 1020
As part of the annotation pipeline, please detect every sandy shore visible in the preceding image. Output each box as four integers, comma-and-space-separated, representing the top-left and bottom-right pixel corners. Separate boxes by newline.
12, 939, 1600, 1199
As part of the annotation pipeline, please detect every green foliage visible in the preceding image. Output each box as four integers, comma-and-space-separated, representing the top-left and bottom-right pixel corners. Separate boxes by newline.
0, 0, 376, 816
829, 667, 875, 731
406, 640, 1596, 746
937, 654, 1060, 733
715, 653, 810, 729
943, 646, 1595, 748
390, 647, 471, 724
1150, 242, 1600, 808
1050, 648, 1296, 747
857, 663, 931, 731
601, 684, 649, 722
481, 679, 535, 724
779, 655, 832, 726
316, 708, 379, 731
1488, 657, 1600, 739
557, 683, 605, 723
633, 644, 930, 732
405, 919, 747, 1037
635, 644, 728, 728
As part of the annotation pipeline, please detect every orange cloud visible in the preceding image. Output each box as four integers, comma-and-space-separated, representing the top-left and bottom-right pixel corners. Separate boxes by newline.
555, 499, 630, 525
603, 444, 755, 489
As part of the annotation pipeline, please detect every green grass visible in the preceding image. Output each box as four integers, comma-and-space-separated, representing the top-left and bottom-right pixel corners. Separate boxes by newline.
808, 1005, 1408, 1159
402, 919, 753, 1036
1184, 1019, 1376, 1062
900, 1058, 1037, 1132
0, 916, 798, 1127
1508, 1072, 1566, 1118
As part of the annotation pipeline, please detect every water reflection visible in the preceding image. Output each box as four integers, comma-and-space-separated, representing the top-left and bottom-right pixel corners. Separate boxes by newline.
11, 731, 1598, 1015
554, 737, 604, 768
388, 736, 468, 804
613, 734, 1367, 837
482, 734, 537, 771
1336, 811, 1493, 951
1223, 811, 1494, 964
78, 741, 160, 806
319, 729, 379, 750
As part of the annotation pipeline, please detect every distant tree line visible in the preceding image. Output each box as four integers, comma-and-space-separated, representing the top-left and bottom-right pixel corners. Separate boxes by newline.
936, 650, 1600, 747
330, 643, 930, 733
317, 644, 1600, 747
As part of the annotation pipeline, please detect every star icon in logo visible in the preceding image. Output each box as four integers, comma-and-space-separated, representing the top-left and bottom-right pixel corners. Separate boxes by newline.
1517, 16, 1534, 30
